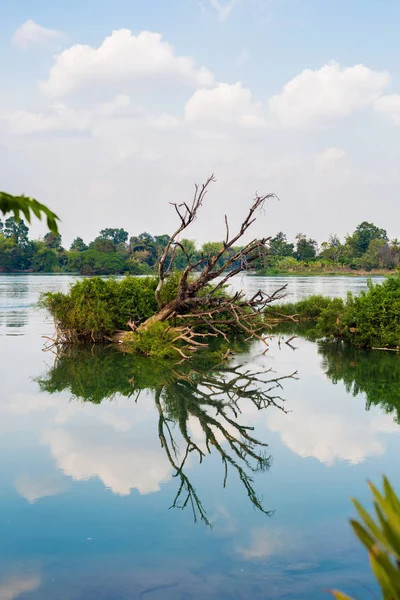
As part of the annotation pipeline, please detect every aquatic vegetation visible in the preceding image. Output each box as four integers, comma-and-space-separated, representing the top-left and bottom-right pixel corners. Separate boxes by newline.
39, 276, 159, 341
40, 176, 288, 356
268, 276, 400, 350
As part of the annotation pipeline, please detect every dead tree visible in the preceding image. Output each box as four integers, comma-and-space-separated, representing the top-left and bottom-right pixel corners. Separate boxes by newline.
134, 175, 287, 352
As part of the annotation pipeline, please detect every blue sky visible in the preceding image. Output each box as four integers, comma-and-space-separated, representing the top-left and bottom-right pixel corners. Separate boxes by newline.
1, 0, 400, 245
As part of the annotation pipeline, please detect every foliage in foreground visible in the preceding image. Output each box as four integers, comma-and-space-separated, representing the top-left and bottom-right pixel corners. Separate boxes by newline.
268, 276, 400, 349
0, 191, 59, 233
333, 476, 400, 599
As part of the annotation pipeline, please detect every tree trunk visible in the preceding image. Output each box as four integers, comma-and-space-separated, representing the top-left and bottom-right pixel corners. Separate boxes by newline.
136, 300, 179, 333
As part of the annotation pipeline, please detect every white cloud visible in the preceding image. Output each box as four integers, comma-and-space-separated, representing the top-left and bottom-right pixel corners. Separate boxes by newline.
40, 29, 214, 97
12, 19, 66, 50
374, 94, 400, 125
4, 95, 134, 135
315, 147, 346, 170
185, 82, 268, 127
269, 62, 390, 128
6, 104, 90, 135
148, 114, 180, 130
210, 0, 240, 21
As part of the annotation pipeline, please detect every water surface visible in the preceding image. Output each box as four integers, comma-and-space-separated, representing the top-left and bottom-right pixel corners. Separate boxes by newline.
0, 274, 399, 599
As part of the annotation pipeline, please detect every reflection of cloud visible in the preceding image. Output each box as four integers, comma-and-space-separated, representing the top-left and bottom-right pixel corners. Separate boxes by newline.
268, 402, 386, 465
14, 473, 68, 503
42, 427, 173, 495
371, 412, 400, 434
236, 528, 284, 560
4, 392, 80, 423
0, 573, 40, 599
99, 411, 131, 432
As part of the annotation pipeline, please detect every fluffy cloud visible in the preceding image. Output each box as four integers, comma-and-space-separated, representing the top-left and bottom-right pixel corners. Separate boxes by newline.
269, 62, 390, 128
6, 104, 90, 135
5, 95, 134, 135
185, 82, 268, 127
12, 19, 66, 50
374, 94, 400, 125
40, 29, 214, 97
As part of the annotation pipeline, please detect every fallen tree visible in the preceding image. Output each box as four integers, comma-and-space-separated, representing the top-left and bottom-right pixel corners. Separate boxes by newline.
42, 176, 288, 357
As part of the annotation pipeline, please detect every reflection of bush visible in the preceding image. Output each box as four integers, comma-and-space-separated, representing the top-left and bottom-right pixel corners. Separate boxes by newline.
37, 344, 296, 524
36, 346, 176, 402
318, 342, 400, 423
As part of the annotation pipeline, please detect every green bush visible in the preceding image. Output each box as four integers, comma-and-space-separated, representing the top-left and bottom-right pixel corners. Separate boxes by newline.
40, 276, 159, 339
266, 295, 340, 320
269, 276, 400, 349
126, 321, 179, 359
341, 277, 400, 348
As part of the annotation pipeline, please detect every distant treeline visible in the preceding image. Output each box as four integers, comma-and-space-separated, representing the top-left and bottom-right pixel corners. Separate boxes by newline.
0, 217, 398, 275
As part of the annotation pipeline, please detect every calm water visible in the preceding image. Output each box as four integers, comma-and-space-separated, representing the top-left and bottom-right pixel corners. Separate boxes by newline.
0, 274, 399, 600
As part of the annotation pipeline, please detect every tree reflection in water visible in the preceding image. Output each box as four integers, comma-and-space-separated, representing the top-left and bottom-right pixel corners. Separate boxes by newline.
318, 341, 400, 423
37, 345, 297, 525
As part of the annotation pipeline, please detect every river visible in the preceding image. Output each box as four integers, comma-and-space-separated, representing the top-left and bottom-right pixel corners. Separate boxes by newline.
0, 274, 398, 599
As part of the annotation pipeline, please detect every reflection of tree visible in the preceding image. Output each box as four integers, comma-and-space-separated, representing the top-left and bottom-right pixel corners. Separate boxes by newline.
318, 342, 400, 423
37, 346, 296, 525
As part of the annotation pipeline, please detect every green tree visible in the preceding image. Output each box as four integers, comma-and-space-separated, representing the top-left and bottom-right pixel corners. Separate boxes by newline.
320, 234, 344, 262
295, 233, 317, 261
98, 228, 128, 245
129, 233, 158, 266
70, 237, 88, 252
174, 238, 198, 269
30, 241, 59, 272
345, 222, 388, 260
44, 232, 62, 249
90, 237, 115, 253
269, 232, 294, 258
4, 217, 29, 245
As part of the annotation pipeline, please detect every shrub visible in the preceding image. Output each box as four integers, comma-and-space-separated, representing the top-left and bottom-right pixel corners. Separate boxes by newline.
265, 295, 340, 320
269, 276, 400, 349
341, 277, 400, 348
125, 321, 179, 359
40, 276, 158, 340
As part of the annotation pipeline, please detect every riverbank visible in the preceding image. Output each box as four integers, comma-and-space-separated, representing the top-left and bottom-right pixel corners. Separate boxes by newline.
256, 268, 395, 277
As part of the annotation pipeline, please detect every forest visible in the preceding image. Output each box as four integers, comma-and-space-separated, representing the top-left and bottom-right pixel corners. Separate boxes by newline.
0, 216, 398, 275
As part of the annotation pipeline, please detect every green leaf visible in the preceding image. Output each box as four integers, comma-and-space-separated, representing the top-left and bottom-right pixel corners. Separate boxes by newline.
0, 192, 60, 233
